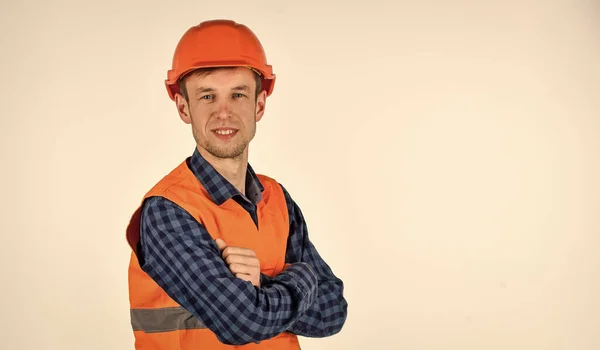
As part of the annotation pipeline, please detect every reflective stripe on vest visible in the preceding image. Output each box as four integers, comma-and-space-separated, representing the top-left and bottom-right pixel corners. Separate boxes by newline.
131, 307, 206, 333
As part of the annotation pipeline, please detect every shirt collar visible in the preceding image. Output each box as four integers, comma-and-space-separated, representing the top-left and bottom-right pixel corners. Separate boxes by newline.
188, 147, 264, 206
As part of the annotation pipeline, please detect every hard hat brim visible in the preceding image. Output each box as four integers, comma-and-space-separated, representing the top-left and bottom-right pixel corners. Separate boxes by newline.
165, 61, 275, 101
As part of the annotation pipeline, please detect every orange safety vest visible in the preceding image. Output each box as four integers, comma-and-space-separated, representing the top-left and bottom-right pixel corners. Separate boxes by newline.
125, 159, 301, 349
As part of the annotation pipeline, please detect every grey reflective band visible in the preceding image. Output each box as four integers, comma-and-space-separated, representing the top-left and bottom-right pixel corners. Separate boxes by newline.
131, 307, 207, 333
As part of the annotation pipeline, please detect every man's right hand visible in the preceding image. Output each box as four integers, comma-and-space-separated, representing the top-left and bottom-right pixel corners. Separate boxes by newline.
216, 238, 261, 287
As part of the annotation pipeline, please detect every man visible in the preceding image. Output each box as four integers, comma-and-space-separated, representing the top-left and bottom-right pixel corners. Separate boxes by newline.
125, 19, 348, 349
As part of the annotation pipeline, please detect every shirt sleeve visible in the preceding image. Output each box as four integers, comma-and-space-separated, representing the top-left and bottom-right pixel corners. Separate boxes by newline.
138, 196, 319, 346
276, 184, 349, 337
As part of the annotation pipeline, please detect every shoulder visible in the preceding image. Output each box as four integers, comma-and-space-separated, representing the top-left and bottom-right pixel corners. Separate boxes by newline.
140, 196, 192, 223
255, 173, 277, 187
146, 159, 198, 198
255, 173, 292, 198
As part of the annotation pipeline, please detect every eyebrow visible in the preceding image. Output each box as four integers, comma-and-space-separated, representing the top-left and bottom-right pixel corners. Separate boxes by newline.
231, 85, 250, 91
194, 85, 250, 95
194, 87, 215, 95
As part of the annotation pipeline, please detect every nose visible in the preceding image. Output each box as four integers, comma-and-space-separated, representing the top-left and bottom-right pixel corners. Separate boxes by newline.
215, 100, 232, 119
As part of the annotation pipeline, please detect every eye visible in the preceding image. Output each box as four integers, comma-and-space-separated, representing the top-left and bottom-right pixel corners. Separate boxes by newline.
200, 95, 214, 100
233, 93, 246, 98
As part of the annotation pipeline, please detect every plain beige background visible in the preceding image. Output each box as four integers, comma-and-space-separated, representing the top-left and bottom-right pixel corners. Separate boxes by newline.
1, 0, 599, 349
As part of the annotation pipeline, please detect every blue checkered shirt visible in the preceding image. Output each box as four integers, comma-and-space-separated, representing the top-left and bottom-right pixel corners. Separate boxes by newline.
138, 148, 348, 345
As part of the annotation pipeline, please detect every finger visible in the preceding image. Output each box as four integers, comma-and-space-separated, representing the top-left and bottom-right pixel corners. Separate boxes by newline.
224, 254, 260, 267
222, 246, 256, 259
235, 273, 252, 283
215, 238, 227, 252
229, 263, 258, 275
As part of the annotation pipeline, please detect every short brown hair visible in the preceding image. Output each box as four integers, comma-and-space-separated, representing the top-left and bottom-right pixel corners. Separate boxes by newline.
178, 67, 263, 102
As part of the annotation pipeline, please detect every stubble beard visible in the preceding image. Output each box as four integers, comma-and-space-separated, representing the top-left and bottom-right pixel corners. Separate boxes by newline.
191, 117, 256, 160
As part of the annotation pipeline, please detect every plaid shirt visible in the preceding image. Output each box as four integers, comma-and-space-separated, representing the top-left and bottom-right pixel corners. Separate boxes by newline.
138, 148, 348, 345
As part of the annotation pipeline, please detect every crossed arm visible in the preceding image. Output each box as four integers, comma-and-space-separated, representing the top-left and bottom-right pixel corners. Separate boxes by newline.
139, 184, 348, 345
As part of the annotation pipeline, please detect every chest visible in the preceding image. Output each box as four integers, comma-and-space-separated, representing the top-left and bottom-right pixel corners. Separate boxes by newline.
198, 198, 289, 278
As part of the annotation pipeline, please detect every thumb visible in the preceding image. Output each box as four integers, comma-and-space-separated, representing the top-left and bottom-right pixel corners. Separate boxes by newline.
215, 238, 227, 252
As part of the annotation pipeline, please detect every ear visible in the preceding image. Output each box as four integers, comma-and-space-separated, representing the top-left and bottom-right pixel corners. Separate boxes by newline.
175, 93, 192, 124
255, 90, 267, 122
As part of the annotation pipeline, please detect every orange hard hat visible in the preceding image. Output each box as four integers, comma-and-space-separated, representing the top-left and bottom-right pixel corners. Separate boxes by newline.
165, 19, 276, 101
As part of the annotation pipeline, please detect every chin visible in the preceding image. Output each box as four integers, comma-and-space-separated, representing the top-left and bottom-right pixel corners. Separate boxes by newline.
205, 145, 247, 159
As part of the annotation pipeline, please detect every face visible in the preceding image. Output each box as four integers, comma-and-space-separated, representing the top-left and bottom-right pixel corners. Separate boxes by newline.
175, 67, 266, 160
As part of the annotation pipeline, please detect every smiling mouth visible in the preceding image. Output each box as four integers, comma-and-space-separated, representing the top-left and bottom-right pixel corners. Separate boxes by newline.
212, 128, 238, 139
214, 129, 236, 135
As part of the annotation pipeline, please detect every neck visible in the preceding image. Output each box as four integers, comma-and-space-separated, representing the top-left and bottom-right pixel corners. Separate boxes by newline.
197, 146, 249, 195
